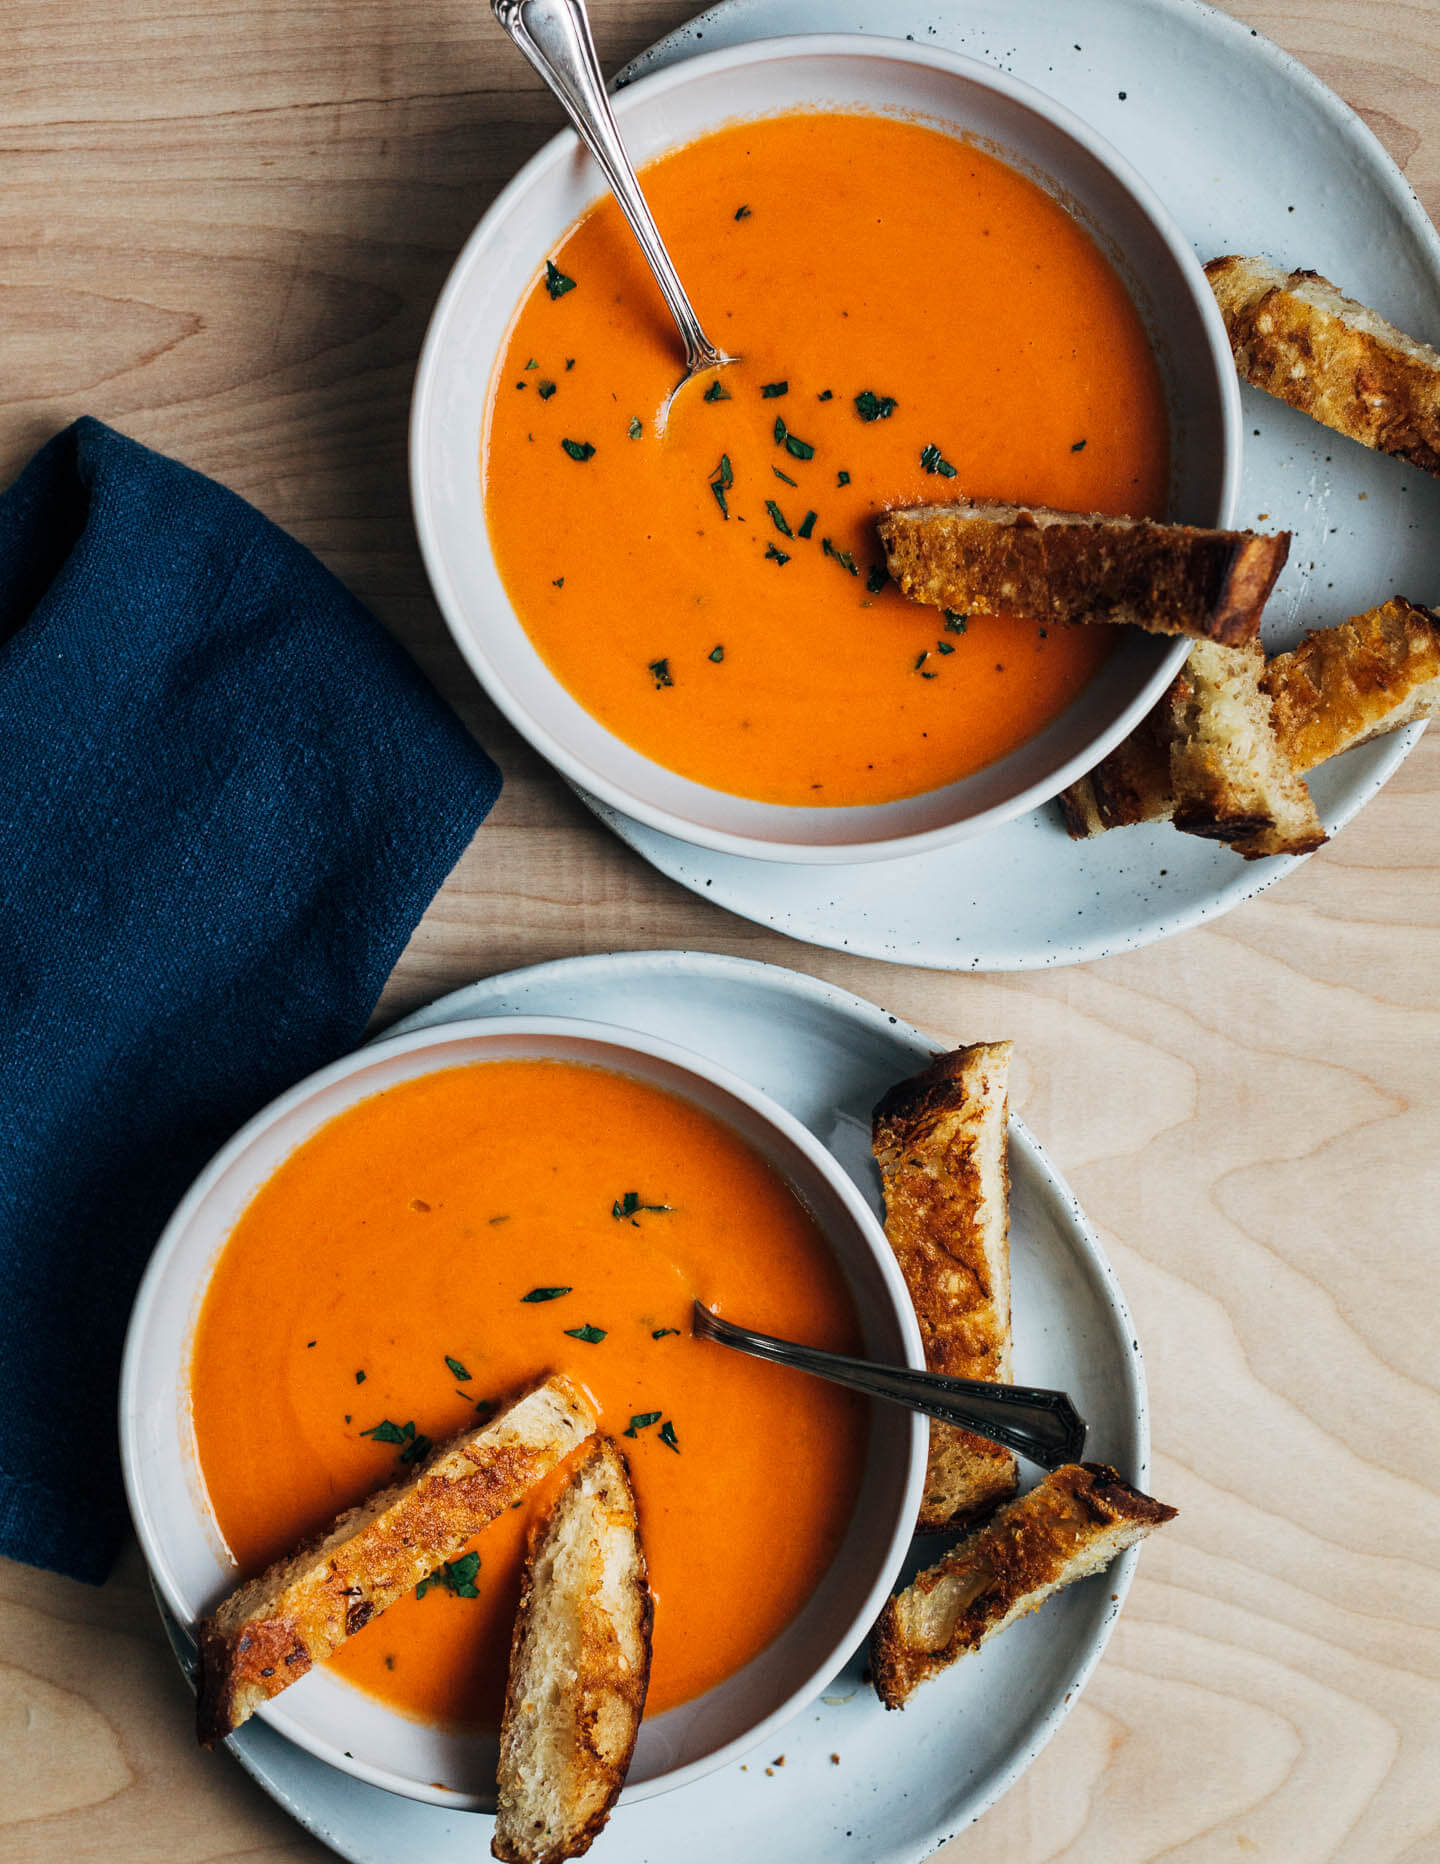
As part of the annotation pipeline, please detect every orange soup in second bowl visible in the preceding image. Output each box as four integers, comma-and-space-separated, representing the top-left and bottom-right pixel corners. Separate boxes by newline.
189, 1058, 868, 1730
482, 109, 1170, 808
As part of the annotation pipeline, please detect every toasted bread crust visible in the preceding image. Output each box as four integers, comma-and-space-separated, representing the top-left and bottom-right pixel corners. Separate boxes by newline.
871, 1463, 1176, 1709
1057, 705, 1175, 838
1262, 597, 1440, 771
493, 1438, 652, 1864
1206, 256, 1440, 475
195, 1375, 599, 1747
877, 501, 1288, 645
873, 1045, 1018, 1533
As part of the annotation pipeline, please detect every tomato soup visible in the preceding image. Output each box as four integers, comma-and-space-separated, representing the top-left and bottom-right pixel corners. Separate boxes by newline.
189, 1060, 868, 1729
482, 110, 1170, 807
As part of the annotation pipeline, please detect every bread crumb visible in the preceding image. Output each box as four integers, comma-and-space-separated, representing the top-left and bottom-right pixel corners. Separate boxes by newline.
830, 1752, 840, 1765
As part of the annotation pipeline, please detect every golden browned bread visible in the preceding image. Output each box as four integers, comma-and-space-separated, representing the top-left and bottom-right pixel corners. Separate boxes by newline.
870, 1462, 1176, 1710
1262, 597, 1440, 771
877, 500, 1289, 645
1056, 705, 1174, 839
1206, 256, 1440, 474
873, 1045, 1018, 1534
492, 1438, 652, 1864
1166, 639, 1327, 858
195, 1375, 598, 1747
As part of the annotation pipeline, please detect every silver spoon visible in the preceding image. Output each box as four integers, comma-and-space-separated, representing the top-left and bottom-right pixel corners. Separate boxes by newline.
692, 1301, 1087, 1472
492, 0, 738, 424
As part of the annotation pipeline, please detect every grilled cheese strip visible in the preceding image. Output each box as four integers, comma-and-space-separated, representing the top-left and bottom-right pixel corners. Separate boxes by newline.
1167, 640, 1327, 858
871, 1462, 1176, 1710
493, 1438, 652, 1864
1206, 256, 1440, 475
873, 1045, 1018, 1534
1263, 597, 1440, 771
877, 500, 1289, 645
195, 1375, 599, 1747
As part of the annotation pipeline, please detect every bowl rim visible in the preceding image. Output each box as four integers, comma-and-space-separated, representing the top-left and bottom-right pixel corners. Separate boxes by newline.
410, 30, 1242, 866
118, 1010, 928, 1808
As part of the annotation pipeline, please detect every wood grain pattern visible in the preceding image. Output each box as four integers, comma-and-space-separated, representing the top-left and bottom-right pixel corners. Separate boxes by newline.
2, 2, 1439, 1860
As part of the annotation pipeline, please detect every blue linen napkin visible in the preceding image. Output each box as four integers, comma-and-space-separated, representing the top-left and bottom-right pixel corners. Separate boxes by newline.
0, 417, 501, 1582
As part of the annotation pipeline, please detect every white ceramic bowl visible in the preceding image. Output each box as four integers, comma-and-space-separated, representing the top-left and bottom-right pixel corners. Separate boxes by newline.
119, 1014, 926, 1809
411, 33, 1241, 865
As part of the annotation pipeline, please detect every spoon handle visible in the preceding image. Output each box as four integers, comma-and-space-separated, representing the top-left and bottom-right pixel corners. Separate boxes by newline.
492, 0, 725, 374
694, 1304, 1088, 1471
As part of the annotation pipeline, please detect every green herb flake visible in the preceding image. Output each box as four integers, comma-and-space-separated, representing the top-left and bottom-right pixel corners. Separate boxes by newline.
855, 390, 897, 422
709, 644, 725, 663
647, 658, 673, 690
628, 415, 642, 438
703, 379, 730, 402
552, 576, 565, 589
771, 465, 798, 487
920, 443, 957, 477
652, 1328, 679, 1339
521, 1286, 572, 1303
360, 1419, 409, 1445
536, 380, 556, 401
355, 1370, 366, 1384
612, 1191, 672, 1221
544, 259, 576, 299
561, 438, 595, 462
936, 640, 955, 655
623, 1411, 663, 1438
525, 358, 539, 370
564, 1323, 608, 1344
818, 389, 834, 402
760, 381, 789, 399
565, 357, 575, 370
837, 470, 851, 486
474, 1397, 497, 1418
1071, 438, 1087, 452
866, 564, 887, 594
764, 499, 793, 537
658, 1420, 680, 1453
444, 1355, 471, 1382
784, 432, 816, 461
822, 537, 858, 576
417, 1550, 481, 1601
765, 543, 791, 565
797, 510, 817, 540
399, 1432, 433, 1465
709, 452, 734, 519
943, 610, 968, 634
914, 651, 930, 671
734, 204, 752, 220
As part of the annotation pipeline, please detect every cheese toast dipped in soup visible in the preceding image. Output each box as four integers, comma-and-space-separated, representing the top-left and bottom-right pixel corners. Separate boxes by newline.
190, 1059, 867, 1729
482, 110, 1170, 807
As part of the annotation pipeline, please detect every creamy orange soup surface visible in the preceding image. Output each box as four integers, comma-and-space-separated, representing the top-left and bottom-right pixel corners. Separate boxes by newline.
482, 109, 1170, 807
190, 1059, 868, 1730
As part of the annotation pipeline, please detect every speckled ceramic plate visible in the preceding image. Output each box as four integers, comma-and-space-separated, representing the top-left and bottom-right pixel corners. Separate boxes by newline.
150, 950, 1151, 1864
577, 0, 1440, 969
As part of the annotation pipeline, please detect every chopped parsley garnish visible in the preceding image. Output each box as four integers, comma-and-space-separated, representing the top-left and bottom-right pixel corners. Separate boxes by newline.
552, 577, 564, 588
612, 1191, 671, 1221
773, 416, 816, 460
709, 452, 733, 519
623, 1411, 662, 1438
837, 470, 851, 486
866, 564, 887, 594
709, 644, 724, 663
647, 658, 673, 689
544, 259, 576, 299
703, 379, 730, 402
521, 1286, 572, 1303
936, 640, 955, 655
943, 610, 968, 633
764, 499, 793, 537
417, 1551, 480, 1601
360, 1419, 409, 1444
564, 1323, 607, 1344
399, 1432, 432, 1464
652, 1328, 679, 1339
561, 438, 595, 461
822, 537, 858, 575
818, 389, 834, 401
444, 1356, 471, 1382
1071, 438, 1087, 452
920, 443, 957, 477
525, 358, 539, 370
765, 543, 791, 565
734, 204, 752, 220
914, 651, 930, 671
473, 1397, 497, 1418
761, 381, 789, 399
537, 379, 556, 399
854, 390, 897, 422
627, 415, 642, 438
771, 465, 798, 487
658, 1420, 680, 1452
565, 357, 575, 370
354, 1370, 366, 1384
797, 510, 817, 539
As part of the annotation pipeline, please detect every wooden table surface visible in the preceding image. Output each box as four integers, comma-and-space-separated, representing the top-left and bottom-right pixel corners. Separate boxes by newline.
3, 2, 1438, 1859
